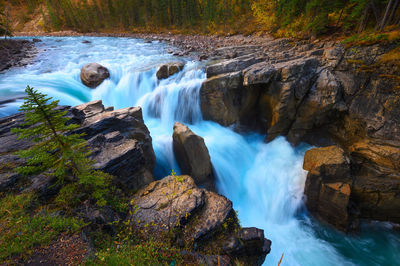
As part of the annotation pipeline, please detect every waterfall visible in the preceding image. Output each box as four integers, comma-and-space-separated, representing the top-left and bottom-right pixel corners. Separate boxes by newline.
0, 36, 399, 266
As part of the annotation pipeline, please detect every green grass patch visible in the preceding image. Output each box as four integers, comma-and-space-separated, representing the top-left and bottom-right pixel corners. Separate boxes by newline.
0, 193, 85, 263
86, 241, 183, 266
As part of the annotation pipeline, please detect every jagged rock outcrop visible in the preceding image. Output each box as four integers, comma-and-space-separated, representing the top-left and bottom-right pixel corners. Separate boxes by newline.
200, 40, 400, 230
80, 63, 110, 88
128, 175, 271, 265
303, 146, 354, 231
0, 100, 155, 192
172, 122, 214, 189
156, 62, 185, 80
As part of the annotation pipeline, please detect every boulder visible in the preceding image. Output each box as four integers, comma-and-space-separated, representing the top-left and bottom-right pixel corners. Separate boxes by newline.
172, 122, 214, 189
128, 175, 271, 265
80, 63, 110, 88
156, 62, 185, 80
71, 101, 156, 190
303, 146, 353, 231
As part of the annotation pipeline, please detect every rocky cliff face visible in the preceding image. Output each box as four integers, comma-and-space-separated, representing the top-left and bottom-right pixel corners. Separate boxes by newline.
200, 39, 400, 230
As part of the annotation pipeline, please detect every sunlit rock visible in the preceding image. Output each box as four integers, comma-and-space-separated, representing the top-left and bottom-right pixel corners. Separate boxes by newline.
80, 63, 110, 88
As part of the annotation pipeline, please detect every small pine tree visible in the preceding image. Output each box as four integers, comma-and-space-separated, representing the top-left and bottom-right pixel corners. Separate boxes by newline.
12, 86, 111, 206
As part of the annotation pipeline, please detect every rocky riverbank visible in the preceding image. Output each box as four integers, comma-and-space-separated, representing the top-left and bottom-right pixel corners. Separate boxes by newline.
0, 39, 37, 72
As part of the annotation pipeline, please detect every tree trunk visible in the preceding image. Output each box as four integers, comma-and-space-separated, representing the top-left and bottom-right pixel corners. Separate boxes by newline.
378, 0, 395, 31
387, 0, 400, 25
5, 0, 9, 39
358, 5, 370, 33
335, 7, 345, 28
370, 0, 380, 24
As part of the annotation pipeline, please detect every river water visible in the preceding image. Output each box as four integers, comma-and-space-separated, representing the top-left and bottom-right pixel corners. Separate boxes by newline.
0, 37, 399, 266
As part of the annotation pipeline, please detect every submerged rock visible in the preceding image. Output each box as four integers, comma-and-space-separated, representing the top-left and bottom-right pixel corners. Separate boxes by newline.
80, 63, 110, 88
156, 62, 185, 80
128, 175, 271, 265
172, 122, 214, 189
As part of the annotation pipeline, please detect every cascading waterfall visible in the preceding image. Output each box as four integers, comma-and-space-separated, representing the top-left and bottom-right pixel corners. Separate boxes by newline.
0, 37, 399, 266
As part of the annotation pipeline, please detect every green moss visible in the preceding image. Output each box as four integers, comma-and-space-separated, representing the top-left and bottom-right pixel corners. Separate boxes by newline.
0, 193, 85, 263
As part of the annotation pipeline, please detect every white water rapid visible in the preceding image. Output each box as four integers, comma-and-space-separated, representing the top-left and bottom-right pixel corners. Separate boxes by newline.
0, 37, 399, 266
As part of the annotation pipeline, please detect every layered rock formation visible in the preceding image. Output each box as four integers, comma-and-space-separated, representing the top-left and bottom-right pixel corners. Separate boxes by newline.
172, 122, 214, 189
128, 175, 271, 265
0, 100, 155, 192
80, 63, 110, 88
200, 40, 400, 230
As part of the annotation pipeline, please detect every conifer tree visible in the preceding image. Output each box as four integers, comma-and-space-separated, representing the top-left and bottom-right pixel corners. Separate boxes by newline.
12, 86, 111, 206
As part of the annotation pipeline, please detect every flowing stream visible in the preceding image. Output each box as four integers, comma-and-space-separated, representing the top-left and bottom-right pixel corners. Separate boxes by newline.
0, 37, 399, 266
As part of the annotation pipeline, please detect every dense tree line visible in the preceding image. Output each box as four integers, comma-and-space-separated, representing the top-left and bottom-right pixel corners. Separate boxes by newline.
8, 0, 400, 36
43, 0, 251, 33
252, 0, 400, 36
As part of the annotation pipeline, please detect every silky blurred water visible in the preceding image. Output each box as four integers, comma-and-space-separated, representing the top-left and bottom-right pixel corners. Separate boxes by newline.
1, 37, 399, 266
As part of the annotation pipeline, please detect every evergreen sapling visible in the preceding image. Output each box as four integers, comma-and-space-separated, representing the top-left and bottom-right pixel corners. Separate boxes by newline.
12, 86, 111, 206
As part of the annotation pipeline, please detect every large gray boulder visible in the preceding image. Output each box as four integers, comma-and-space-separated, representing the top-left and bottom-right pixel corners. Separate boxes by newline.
172, 122, 214, 189
80, 63, 110, 88
128, 175, 271, 265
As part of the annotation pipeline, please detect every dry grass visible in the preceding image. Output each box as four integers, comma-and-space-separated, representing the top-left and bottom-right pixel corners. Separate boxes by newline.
342, 29, 400, 48
380, 47, 400, 66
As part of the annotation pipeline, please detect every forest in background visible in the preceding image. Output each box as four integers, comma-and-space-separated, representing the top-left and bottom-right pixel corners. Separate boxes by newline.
2, 0, 400, 38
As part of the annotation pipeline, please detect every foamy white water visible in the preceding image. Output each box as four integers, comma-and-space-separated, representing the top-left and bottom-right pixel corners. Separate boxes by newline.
1, 36, 399, 266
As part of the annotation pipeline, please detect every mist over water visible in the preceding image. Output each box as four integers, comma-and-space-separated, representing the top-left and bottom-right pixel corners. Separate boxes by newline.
1, 37, 399, 266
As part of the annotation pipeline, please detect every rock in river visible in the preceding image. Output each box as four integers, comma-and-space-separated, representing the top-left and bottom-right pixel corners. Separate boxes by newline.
80, 63, 110, 88
156, 62, 185, 80
172, 122, 214, 189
